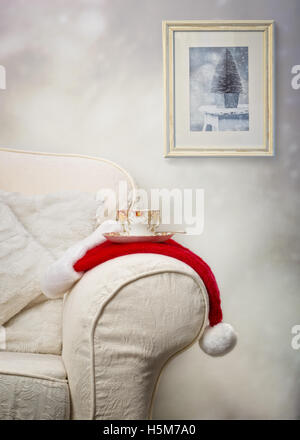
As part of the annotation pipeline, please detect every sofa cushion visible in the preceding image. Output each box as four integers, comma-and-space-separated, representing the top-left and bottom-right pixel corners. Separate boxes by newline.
0, 351, 67, 380
0, 352, 69, 420
3, 297, 63, 355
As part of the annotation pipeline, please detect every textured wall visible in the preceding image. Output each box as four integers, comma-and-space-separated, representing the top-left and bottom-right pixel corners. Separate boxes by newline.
0, 0, 299, 419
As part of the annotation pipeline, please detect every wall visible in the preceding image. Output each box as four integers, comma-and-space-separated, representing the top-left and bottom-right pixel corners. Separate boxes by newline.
0, 0, 299, 419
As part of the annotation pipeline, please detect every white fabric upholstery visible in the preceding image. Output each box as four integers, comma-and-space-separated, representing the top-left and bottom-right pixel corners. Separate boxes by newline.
63, 254, 208, 420
0, 374, 70, 420
0, 148, 135, 195
0, 352, 69, 420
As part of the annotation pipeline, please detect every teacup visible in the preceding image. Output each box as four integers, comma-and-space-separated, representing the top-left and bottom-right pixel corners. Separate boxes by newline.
116, 209, 160, 236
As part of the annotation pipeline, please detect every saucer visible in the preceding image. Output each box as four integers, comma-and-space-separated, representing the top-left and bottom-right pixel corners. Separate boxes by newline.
103, 232, 174, 243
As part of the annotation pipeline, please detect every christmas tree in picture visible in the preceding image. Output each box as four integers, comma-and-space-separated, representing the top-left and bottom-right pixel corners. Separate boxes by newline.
211, 48, 243, 108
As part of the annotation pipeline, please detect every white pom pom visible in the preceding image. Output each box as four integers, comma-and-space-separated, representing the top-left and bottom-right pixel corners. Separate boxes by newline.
199, 322, 237, 357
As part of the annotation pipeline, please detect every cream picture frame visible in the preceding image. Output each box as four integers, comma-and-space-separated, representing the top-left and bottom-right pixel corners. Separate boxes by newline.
163, 20, 274, 157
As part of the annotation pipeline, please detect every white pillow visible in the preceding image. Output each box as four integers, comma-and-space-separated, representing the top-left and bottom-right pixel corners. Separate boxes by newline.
0, 190, 102, 355
4, 296, 63, 355
1, 190, 101, 258
0, 201, 53, 325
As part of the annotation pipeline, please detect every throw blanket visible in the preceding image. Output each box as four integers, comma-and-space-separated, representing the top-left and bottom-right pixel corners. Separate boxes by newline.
74, 239, 222, 327
42, 228, 237, 356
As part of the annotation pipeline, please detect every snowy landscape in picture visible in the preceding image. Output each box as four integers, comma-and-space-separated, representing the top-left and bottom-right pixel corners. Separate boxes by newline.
189, 47, 249, 132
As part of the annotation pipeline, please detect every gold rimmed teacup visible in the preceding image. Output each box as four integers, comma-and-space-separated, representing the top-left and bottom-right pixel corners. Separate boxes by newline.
116, 209, 160, 236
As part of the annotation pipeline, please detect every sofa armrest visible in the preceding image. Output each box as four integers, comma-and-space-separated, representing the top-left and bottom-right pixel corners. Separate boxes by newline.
62, 253, 208, 420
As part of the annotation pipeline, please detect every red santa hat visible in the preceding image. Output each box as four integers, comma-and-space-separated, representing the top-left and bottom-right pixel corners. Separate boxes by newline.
41, 220, 237, 357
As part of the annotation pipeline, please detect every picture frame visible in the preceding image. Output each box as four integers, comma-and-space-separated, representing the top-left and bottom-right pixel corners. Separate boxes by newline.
163, 20, 274, 157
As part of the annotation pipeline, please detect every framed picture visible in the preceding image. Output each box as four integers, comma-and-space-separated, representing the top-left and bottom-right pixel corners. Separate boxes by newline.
163, 20, 274, 157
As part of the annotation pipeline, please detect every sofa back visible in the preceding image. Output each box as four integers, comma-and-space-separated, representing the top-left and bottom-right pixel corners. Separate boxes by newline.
0, 148, 135, 195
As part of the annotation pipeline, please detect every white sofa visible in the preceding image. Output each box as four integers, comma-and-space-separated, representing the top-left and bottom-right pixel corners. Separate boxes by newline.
0, 148, 209, 420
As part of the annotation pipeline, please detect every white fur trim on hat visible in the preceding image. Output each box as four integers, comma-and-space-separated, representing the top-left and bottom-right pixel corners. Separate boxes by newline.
199, 322, 237, 357
40, 220, 122, 299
